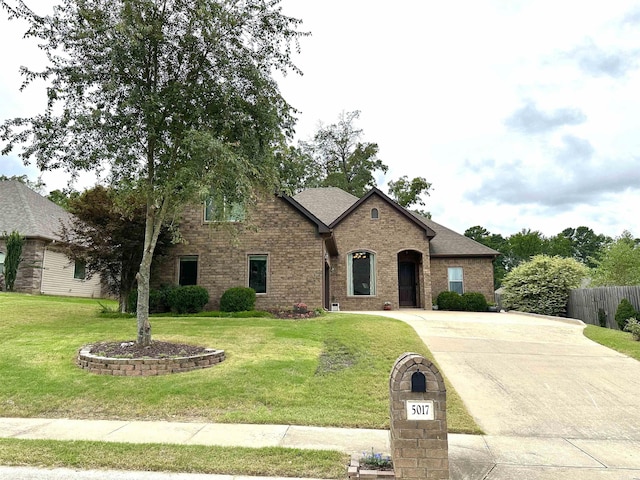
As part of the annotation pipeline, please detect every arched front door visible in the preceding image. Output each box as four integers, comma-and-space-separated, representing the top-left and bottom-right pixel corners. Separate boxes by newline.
398, 250, 421, 307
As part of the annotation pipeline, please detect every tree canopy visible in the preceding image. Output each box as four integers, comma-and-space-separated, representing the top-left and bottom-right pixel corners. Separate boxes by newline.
1, 0, 306, 344
299, 110, 387, 197
591, 231, 640, 286
59, 185, 172, 312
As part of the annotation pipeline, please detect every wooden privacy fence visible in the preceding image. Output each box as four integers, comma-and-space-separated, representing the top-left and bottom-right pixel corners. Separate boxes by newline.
567, 286, 640, 330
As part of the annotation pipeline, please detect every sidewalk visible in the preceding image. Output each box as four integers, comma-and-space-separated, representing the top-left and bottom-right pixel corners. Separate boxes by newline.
2, 417, 640, 479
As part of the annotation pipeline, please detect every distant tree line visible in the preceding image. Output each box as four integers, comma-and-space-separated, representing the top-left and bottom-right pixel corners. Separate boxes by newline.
464, 225, 639, 288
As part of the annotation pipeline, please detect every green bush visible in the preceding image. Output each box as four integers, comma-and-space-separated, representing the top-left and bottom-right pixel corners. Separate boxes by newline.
597, 308, 607, 328
501, 255, 588, 317
127, 285, 177, 314
167, 285, 210, 314
462, 292, 488, 312
436, 291, 464, 311
3, 230, 24, 291
624, 317, 640, 341
615, 298, 638, 331
220, 287, 256, 312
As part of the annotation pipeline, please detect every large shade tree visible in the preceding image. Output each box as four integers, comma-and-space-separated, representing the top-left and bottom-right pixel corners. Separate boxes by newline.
1, 0, 306, 345
300, 110, 388, 197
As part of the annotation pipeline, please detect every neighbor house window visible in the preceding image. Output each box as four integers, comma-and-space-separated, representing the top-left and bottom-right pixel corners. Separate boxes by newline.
248, 254, 268, 294
74, 259, 87, 280
448, 267, 464, 294
348, 251, 376, 296
0, 251, 4, 275
179, 256, 198, 286
204, 195, 245, 222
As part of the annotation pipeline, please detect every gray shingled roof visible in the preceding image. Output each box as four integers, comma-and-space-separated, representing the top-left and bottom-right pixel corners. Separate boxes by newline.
293, 187, 498, 257
293, 187, 359, 225
421, 216, 498, 257
0, 180, 72, 241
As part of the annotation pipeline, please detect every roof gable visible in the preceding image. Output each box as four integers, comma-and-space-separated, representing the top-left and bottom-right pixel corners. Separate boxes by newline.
292, 187, 358, 225
292, 186, 499, 258
0, 180, 72, 241
329, 187, 437, 238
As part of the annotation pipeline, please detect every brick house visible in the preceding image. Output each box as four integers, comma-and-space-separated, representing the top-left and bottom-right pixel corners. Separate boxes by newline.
154, 186, 498, 311
0, 180, 103, 297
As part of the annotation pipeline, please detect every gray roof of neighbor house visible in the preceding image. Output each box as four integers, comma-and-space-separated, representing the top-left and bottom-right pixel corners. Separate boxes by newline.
293, 186, 498, 258
0, 180, 72, 241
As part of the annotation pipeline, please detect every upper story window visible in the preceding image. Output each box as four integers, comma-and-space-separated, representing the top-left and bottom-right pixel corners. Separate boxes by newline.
371, 208, 379, 219
448, 267, 464, 294
204, 195, 245, 223
348, 251, 376, 296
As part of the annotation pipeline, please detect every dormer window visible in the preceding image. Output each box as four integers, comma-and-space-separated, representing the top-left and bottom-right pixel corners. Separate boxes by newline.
371, 208, 379, 219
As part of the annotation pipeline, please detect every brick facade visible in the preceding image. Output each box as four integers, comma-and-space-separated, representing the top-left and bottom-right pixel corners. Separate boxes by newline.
153, 195, 326, 311
329, 195, 432, 311
0, 238, 47, 294
153, 190, 495, 312
430, 257, 495, 304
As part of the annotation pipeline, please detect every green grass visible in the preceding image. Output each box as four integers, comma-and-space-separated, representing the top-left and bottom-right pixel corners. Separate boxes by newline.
584, 324, 640, 361
0, 292, 481, 476
0, 439, 348, 478
0, 292, 478, 432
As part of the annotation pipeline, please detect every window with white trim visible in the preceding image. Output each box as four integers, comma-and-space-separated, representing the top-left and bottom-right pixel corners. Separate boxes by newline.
448, 267, 464, 294
0, 251, 4, 276
348, 251, 376, 296
248, 254, 268, 294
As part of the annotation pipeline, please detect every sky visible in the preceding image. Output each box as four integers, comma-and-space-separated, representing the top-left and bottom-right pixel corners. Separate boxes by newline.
1, 1, 639, 240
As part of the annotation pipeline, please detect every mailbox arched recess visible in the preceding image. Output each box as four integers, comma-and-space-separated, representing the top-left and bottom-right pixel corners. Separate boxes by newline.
389, 352, 449, 480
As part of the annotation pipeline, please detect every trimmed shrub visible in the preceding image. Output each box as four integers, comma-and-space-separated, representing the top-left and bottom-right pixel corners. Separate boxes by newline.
501, 255, 588, 317
436, 291, 464, 311
127, 285, 177, 314
615, 298, 638, 331
220, 286, 256, 312
167, 285, 210, 314
462, 292, 489, 312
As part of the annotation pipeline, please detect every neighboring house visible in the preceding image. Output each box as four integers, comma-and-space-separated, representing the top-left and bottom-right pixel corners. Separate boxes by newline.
154, 186, 498, 311
0, 180, 103, 297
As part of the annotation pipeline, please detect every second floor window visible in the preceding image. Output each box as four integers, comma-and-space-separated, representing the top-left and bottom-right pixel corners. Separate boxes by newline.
204, 195, 245, 223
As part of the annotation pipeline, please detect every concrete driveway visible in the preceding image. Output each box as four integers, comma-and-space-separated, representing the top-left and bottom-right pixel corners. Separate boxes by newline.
369, 310, 640, 440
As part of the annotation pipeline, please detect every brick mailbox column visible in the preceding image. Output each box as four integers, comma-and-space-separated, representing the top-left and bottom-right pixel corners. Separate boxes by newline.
389, 352, 449, 480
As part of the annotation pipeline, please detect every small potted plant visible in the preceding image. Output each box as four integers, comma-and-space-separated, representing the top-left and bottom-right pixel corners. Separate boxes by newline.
383, 301, 392, 311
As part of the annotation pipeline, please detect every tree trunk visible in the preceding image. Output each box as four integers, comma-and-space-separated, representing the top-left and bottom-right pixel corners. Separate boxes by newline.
136, 238, 154, 345
135, 190, 168, 346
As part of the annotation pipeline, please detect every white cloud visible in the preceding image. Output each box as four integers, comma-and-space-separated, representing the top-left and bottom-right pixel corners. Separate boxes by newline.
1, 0, 639, 239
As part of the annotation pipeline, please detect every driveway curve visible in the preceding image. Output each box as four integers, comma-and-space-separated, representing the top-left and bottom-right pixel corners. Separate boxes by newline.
369, 310, 640, 441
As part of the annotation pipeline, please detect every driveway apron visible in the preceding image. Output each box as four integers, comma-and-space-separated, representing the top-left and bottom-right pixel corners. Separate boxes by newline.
370, 310, 640, 441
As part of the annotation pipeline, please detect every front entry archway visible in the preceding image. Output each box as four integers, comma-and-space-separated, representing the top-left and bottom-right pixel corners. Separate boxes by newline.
398, 250, 422, 308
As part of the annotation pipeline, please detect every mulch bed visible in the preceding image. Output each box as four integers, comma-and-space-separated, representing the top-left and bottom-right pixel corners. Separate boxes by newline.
88, 340, 210, 358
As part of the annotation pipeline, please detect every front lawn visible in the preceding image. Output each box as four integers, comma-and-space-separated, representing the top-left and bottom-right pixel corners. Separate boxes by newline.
0, 293, 479, 433
583, 324, 640, 361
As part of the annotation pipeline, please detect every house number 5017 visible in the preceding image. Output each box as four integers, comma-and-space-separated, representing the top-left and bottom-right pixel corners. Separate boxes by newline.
406, 400, 435, 420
